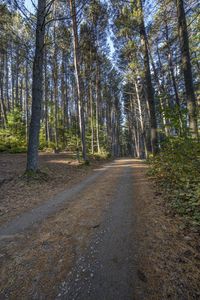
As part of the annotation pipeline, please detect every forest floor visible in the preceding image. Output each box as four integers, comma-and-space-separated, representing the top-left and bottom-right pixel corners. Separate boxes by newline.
0, 155, 199, 299
0, 152, 107, 226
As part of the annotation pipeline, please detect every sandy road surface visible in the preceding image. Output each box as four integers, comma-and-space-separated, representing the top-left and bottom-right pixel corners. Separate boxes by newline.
0, 159, 147, 299
56, 160, 139, 300
2, 159, 198, 299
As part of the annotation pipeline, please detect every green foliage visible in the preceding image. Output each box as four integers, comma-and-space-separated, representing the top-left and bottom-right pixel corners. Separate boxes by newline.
159, 104, 188, 136
0, 107, 26, 153
91, 150, 111, 160
148, 137, 200, 225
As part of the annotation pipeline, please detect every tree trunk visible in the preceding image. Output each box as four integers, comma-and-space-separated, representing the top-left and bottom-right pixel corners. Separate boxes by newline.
26, 0, 46, 172
25, 57, 29, 143
89, 79, 94, 154
64, 57, 69, 131
0, 51, 7, 127
44, 45, 49, 145
11, 44, 15, 110
52, 4, 59, 151
176, 0, 198, 137
5, 50, 10, 112
15, 46, 19, 106
69, 0, 87, 161
53, 51, 59, 150
134, 79, 148, 158
96, 61, 100, 153
139, 0, 159, 155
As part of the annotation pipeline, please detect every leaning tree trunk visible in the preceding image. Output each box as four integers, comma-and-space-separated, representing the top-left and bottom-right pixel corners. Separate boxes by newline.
176, 0, 198, 138
26, 0, 46, 172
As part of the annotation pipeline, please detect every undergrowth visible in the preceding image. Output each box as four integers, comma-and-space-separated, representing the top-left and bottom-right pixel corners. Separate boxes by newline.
148, 137, 200, 226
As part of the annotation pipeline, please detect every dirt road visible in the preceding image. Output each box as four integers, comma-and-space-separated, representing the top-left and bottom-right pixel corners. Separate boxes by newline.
1, 158, 199, 299
1, 159, 145, 299
56, 161, 138, 300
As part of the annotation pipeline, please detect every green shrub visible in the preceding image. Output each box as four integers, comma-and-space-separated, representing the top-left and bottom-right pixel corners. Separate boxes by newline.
148, 137, 200, 225
92, 150, 111, 160
0, 107, 26, 153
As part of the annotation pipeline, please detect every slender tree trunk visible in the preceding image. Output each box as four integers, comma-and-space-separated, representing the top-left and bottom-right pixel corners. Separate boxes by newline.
64, 57, 69, 131
134, 79, 148, 158
106, 94, 112, 154
111, 107, 116, 156
53, 53, 59, 150
25, 58, 29, 143
20, 76, 23, 110
26, 0, 46, 172
52, 4, 59, 151
44, 45, 49, 145
89, 79, 94, 154
11, 45, 15, 110
132, 125, 140, 158
89, 48, 94, 154
15, 46, 19, 106
61, 51, 69, 147
139, 0, 159, 155
61, 53, 65, 145
0, 51, 7, 127
69, 0, 87, 161
176, 0, 198, 137
5, 50, 10, 112
96, 62, 100, 153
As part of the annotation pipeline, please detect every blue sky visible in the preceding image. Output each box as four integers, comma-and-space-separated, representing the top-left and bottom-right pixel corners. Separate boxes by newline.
24, 0, 35, 12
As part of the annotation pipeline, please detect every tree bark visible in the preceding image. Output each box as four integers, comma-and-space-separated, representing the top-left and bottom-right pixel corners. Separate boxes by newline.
96, 61, 100, 153
44, 45, 49, 145
69, 0, 87, 161
89, 78, 94, 154
25, 57, 29, 143
26, 0, 46, 171
139, 0, 159, 155
176, 0, 198, 137
134, 79, 147, 158
0, 51, 7, 127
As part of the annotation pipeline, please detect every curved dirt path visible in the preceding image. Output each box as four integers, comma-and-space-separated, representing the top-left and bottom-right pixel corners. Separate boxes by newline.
0, 159, 148, 299
0, 163, 110, 236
